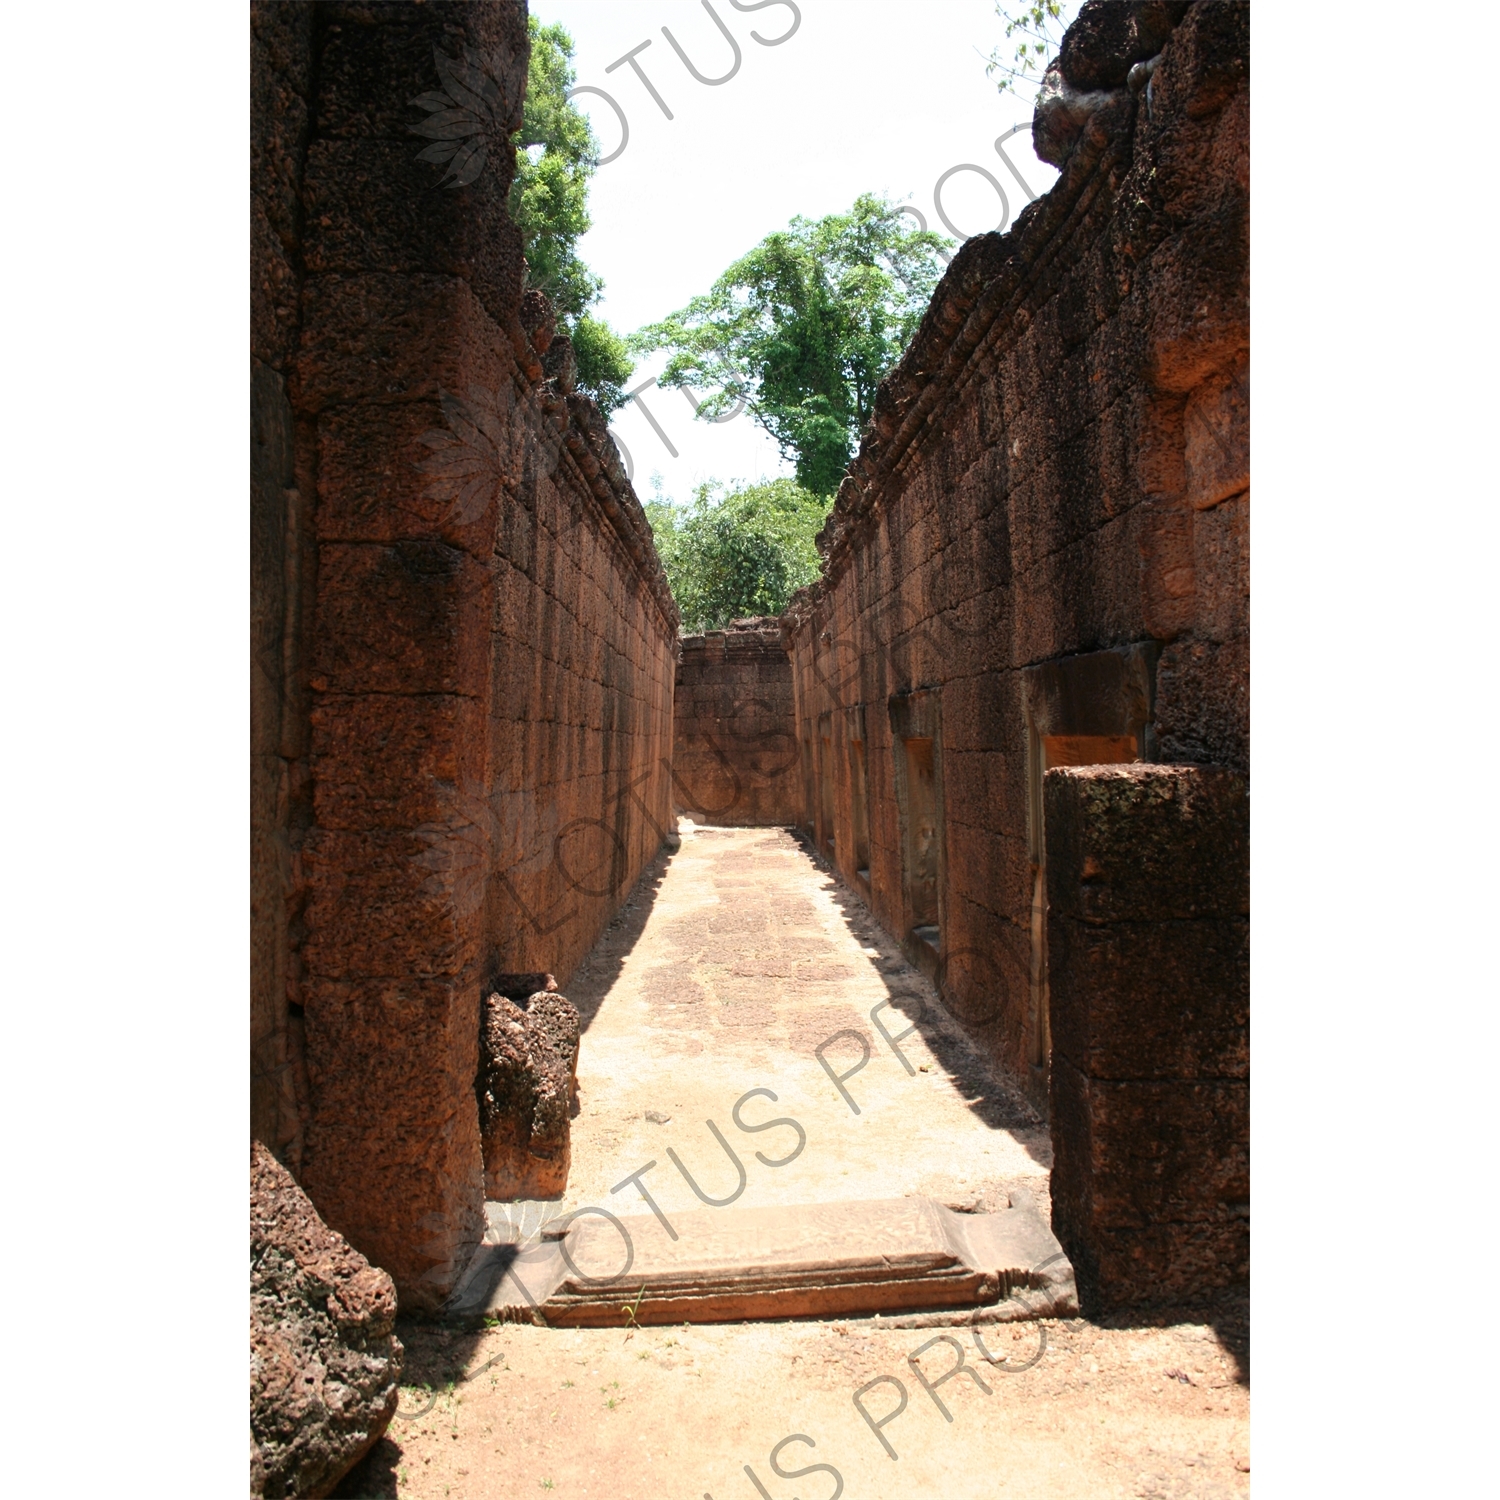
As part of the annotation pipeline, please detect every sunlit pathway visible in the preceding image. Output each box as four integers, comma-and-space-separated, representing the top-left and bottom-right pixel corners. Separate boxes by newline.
556, 821, 1050, 1228
347, 826, 1250, 1500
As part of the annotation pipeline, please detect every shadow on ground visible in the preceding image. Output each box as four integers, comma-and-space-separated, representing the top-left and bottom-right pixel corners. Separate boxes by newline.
563, 839, 674, 1034
789, 829, 1049, 1165
332, 1318, 503, 1498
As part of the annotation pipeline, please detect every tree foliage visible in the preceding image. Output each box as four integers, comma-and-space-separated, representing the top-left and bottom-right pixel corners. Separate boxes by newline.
569, 314, 634, 414
646, 479, 832, 633
510, 19, 633, 411
985, 2, 1070, 100
631, 196, 951, 497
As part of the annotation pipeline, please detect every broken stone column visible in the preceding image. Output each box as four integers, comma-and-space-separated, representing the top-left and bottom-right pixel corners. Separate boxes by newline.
250, 1141, 403, 1499
1045, 764, 1248, 1313
477, 976, 580, 1199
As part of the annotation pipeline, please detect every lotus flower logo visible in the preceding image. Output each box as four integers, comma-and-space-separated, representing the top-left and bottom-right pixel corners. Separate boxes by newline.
410, 45, 507, 189
415, 385, 512, 526
412, 782, 499, 924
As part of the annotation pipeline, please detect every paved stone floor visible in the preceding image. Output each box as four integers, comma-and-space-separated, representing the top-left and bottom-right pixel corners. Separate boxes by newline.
339, 824, 1249, 1499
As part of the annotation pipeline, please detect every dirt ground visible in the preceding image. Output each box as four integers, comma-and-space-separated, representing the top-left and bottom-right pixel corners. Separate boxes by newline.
338, 825, 1248, 1499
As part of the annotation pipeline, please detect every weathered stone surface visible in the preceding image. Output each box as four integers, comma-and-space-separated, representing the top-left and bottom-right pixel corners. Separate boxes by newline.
784, 0, 1247, 1112
541, 333, 577, 394
448, 1195, 1076, 1327
1044, 762, 1248, 925
251, 0, 315, 1171
673, 620, 802, 826
252, 0, 679, 1310
1045, 765, 1248, 1312
250, 1141, 403, 1499
1057, 1, 1191, 91
477, 989, 581, 1200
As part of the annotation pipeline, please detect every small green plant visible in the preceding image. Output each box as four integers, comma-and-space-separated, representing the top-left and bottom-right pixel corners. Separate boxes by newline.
562, 1378, 574, 1387
621, 1283, 647, 1330
540, 1482, 555, 1493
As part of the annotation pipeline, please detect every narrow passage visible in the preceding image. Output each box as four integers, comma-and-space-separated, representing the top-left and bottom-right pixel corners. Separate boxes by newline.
559, 822, 1049, 1229
365, 826, 1249, 1500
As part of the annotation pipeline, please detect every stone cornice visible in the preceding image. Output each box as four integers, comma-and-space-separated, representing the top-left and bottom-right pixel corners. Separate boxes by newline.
783, 90, 1137, 645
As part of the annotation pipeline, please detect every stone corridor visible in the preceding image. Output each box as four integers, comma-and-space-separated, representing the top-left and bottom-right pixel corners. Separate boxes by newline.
559, 822, 1049, 1223
333, 825, 1248, 1499
250, 6, 1251, 1492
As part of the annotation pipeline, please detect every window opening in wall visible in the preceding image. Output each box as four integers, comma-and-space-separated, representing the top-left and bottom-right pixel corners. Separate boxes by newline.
1028, 733, 1140, 1067
800, 728, 816, 838
850, 737, 871, 888
817, 712, 835, 855
901, 736, 941, 955
1023, 643, 1158, 1076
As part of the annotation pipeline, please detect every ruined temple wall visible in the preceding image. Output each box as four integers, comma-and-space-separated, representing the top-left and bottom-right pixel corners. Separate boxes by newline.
672, 623, 802, 826
251, 0, 316, 1167
251, 1, 678, 1308
785, 0, 1248, 1106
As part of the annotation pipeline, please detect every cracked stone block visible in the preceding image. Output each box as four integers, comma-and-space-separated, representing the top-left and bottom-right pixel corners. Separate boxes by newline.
477, 986, 580, 1200
250, 1141, 403, 1499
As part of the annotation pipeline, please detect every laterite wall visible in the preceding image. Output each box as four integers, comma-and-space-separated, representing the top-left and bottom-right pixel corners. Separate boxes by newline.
671, 621, 802, 826
251, 0, 678, 1309
784, 0, 1248, 1114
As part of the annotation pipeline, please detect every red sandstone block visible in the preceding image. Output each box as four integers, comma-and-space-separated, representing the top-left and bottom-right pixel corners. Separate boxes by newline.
292, 273, 516, 416
1021, 520, 1144, 666
301, 973, 483, 1138
298, 978, 486, 1312
1184, 358, 1248, 511
1191, 493, 1248, 641
250, 2, 311, 245
314, 3, 527, 141
301, 827, 484, 980
314, 398, 512, 561
312, 540, 492, 697
311, 692, 488, 831
297, 964, 489, 1310
1051, 1062, 1248, 1231
1049, 913, 1248, 1080
494, 492, 538, 577
1138, 495, 1198, 640
1141, 224, 1247, 396
1155, 636, 1249, 771
302, 138, 526, 330
1045, 763, 1248, 924
252, 194, 302, 370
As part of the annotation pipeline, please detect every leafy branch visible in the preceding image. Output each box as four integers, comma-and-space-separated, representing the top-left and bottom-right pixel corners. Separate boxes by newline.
984, 2, 1069, 100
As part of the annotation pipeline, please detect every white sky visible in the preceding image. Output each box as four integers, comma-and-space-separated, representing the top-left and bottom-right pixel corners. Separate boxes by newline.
532, 0, 1079, 504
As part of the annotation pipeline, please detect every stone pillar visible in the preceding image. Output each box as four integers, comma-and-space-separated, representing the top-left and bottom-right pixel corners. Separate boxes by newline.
251, 0, 315, 1173
1045, 764, 1248, 1312
288, 0, 531, 1311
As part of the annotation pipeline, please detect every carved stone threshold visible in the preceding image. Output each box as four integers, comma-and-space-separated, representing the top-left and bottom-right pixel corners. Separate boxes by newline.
446, 1193, 1076, 1328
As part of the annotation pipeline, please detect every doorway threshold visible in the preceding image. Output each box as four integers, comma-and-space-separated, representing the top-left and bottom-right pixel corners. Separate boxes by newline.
446, 1193, 1075, 1328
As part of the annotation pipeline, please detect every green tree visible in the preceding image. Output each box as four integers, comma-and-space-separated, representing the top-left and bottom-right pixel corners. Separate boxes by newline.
510, 19, 633, 411
631, 195, 952, 497
569, 313, 634, 414
646, 479, 832, 633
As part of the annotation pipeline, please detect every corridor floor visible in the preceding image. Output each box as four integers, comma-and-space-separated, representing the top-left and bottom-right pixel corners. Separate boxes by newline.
341, 825, 1249, 1500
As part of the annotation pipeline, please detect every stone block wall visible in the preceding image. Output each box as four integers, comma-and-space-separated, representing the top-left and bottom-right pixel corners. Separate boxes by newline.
251, 1, 679, 1310
671, 620, 802, 826
1045, 765, 1248, 1311
783, 0, 1248, 1109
